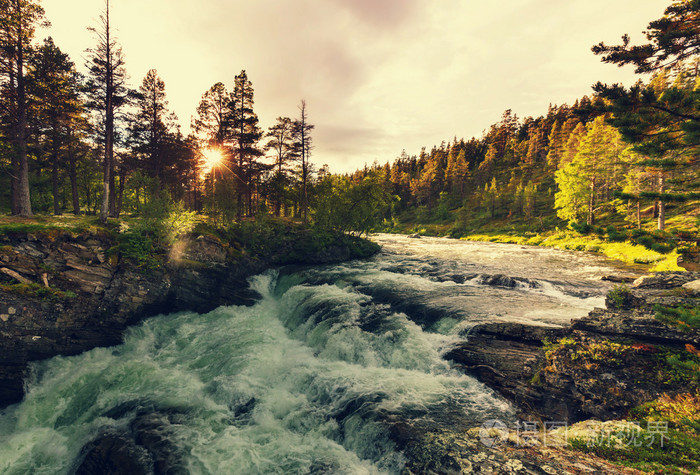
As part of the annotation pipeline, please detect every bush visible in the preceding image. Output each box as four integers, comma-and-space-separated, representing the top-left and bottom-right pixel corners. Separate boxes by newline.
636, 235, 655, 249
606, 225, 628, 242
651, 242, 675, 254
570, 222, 592, 234
112, 228, 160, 269
655, 304, 700, 331
607, 284, 633, 309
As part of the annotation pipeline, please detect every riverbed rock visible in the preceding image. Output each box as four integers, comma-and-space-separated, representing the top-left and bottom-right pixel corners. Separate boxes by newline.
476, 273, 541, 289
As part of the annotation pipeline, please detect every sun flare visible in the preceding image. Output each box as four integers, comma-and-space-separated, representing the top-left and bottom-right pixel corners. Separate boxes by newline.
201, 148, 224, 175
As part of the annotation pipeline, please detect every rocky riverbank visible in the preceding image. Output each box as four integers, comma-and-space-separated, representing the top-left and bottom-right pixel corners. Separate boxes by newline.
4, 226, 699, 473
0, 226, 379, 408
443, 271, 700, 473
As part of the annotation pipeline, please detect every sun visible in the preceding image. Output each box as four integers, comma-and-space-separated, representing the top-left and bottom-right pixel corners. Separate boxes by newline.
201, 148, 224, 175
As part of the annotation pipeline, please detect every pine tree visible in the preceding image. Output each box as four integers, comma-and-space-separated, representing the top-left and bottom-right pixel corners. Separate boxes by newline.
229, 70, 262, 217
0, 0, 46, 215
28, 37, 84, 215
292, 99, 314, 223
592, 0, 700, 228
193, 82, 231, 148
546, 118, 580, 169
559, 122, 586, 167
265, 116, 294, 216
554, 116, 625, 225
84, 0, 130, 222
445, 148, 470, 199
129, 69, 179, 185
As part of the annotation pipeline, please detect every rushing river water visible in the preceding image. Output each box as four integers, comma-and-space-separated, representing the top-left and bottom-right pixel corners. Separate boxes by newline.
0, 234, 638, 474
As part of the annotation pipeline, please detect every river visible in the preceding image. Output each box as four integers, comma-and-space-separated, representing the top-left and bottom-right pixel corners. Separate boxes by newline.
0, 234, 637, 474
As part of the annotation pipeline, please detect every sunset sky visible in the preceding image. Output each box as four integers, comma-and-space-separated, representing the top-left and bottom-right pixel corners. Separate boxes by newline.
39, 0, 668, 173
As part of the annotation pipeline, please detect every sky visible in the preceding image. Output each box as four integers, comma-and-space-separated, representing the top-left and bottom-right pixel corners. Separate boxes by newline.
39, 0, 669, 173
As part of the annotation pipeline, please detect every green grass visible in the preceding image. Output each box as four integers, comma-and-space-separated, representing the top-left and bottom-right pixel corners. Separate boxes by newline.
569, 392, 700, 473
460, 231, 682, 271
569, 429, 700, 474
0, 214, 111, 236
0, 282, 77, 301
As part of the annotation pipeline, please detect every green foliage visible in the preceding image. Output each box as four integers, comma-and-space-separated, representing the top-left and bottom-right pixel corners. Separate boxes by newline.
112, 227, 160, 270
631, 392, 700, 434
222, 216, 293, 255
607, 284, 632, 309
139, 193, 200, 246
111, 195, 198, 269
312, 173, 392, 236
570, 222, 593, 234
655, 304, 700, 331
570, 392, 700, 472
606, 225, 627, 242
462, 230, 682, 271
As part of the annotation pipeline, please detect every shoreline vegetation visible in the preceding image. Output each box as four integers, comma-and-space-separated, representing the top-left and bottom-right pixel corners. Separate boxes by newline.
385, 225, 686, 272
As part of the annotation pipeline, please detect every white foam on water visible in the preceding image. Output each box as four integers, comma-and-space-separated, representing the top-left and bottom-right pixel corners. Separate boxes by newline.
0, 272, 511, 474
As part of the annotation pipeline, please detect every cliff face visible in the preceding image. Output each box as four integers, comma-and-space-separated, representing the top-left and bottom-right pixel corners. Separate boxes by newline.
0, 229, 378, 408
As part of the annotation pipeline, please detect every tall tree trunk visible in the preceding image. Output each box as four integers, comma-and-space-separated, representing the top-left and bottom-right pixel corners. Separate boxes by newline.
657, 172, 666, 231
636, 200, 641, 230
14, 0, 32, 216
587, 177, 596, 226
8, 64, 19, 214
51, 137, 61, 215
85, 179, 92, 213
116, 166, 126, 216
100, 147, 111, 223
100, 0, 115, 223
67, 131, 80, 214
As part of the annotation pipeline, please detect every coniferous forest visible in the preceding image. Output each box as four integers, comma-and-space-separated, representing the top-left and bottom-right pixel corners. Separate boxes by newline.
0, 0, 321, 227
0, 0, 698, 250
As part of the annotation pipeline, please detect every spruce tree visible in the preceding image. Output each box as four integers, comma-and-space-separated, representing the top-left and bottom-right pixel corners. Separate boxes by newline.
0, 0, 46, 215
229, 70, 262, 217
28, 37, 84, 215
129, 69, 178, 185
292, 99, 314, 223
265, 116, 294, 216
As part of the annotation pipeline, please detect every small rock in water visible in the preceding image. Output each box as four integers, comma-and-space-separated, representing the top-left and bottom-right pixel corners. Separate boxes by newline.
76, 433, 153, 475
408, 234, 421, 239
601, 274, 637, 283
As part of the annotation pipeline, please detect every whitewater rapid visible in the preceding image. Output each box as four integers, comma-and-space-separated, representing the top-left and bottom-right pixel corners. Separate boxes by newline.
0, 234, 634, 474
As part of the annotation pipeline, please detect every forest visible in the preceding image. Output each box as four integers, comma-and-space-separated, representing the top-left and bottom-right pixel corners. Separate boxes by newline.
0, 0, 330, 229
1, 0, 699, 245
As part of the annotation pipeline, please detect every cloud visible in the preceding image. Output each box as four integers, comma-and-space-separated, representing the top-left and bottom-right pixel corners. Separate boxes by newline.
39, 0, 669, 174
331, 0, 422, 28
